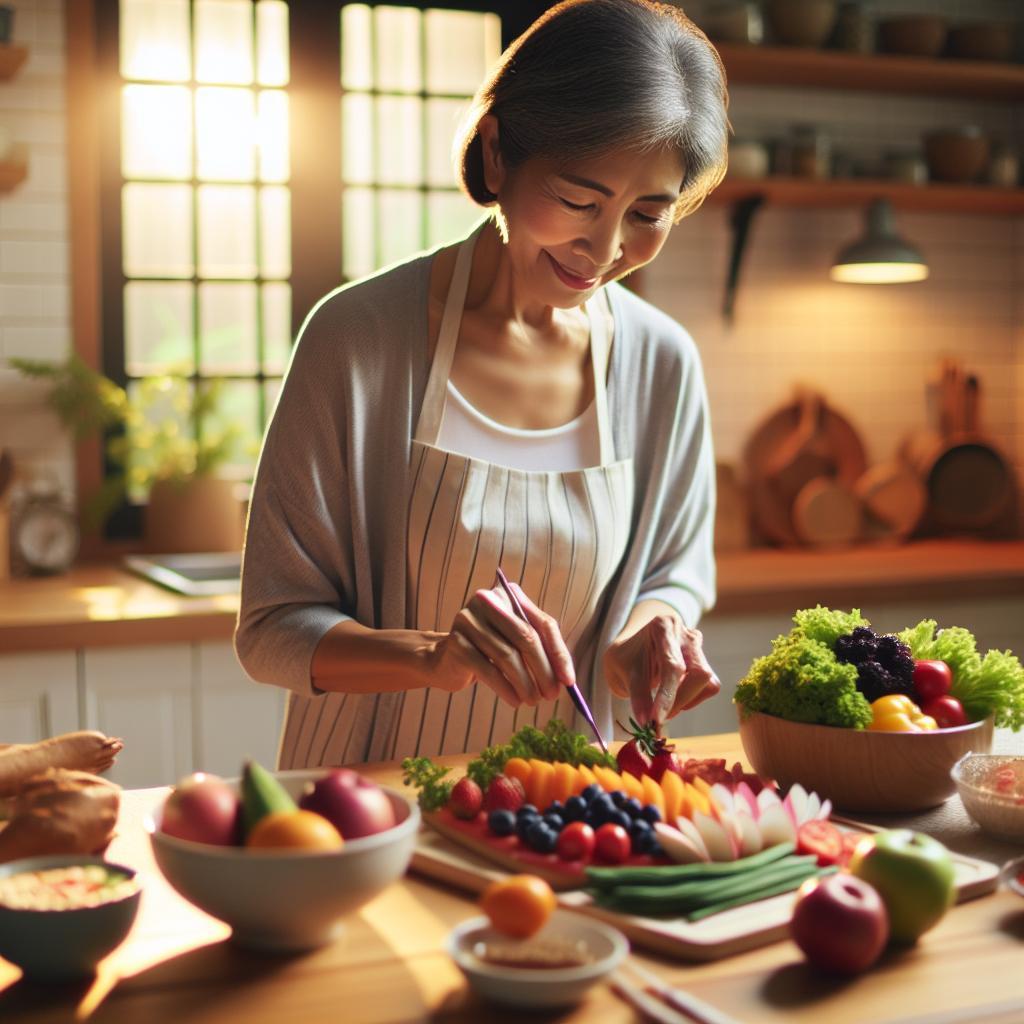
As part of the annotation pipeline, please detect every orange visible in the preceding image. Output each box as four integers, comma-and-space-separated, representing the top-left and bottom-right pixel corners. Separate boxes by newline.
480, 874, 557, 938
246, 810, 344, 851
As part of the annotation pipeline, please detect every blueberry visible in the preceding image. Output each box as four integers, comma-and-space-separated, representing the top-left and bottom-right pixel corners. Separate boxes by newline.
591, 792, 614, 813
526, 821, 557, 853
607, 809, 632, 831
623, 797, 644, 819
564, 795, 587, 821
586, 804, 610, 828
542, 813, 564, 831
544, 801, 564, 816
581, 784, 602, 803
516, 803, 539, 820
488, 809, 516, 837
629, 818, 652, 840
516, 816, 537, 841
611, 790, 629, 809
649, 841, 664, 858
640, 804, 662, 825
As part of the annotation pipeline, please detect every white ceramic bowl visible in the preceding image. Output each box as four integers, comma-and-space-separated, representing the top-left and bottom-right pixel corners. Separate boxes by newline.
146, 770, 420, 951
951, 754, 1024, 843
0, 855, 141, 979
447, 909, 628, 1009
1001, 855, 1024, 898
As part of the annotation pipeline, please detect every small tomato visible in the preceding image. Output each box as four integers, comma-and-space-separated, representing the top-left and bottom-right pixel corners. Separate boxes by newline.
480, 874, 557, 938
922, 695, 968, 729
594, 823, 631, 864
912, 660, 953, 703
555, 821, 595, 862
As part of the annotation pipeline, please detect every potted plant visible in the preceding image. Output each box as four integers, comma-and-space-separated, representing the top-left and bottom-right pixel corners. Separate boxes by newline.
11, 355, 249, 553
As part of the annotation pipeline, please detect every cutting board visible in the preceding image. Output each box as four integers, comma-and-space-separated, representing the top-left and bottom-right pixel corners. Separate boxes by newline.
411, 817, 999, 962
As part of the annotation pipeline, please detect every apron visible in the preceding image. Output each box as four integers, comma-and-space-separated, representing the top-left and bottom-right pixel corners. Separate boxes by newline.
388, 221, 635, 761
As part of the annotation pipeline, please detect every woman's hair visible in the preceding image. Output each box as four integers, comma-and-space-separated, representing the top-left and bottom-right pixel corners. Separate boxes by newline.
454, 0, 730, 221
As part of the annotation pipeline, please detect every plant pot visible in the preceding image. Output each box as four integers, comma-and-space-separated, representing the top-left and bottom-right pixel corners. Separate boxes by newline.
145, 477, 243, 553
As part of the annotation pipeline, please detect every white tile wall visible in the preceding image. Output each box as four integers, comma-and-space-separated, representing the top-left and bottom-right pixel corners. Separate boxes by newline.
0, 0, 74, 503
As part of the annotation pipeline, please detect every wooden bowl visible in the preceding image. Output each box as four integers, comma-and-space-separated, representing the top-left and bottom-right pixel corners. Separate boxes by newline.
878, 15, 948, 57
738, 708, 994, 813
765, 0, 838, 48
947, 23, 1014, 63
923, 128, 990, 184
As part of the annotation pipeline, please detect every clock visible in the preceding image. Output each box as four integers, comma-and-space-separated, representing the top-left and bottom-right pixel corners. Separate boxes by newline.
12, 492, 80, 575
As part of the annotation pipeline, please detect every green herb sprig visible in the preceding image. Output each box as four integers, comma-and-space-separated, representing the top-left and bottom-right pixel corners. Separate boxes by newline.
400, 757, 454, 811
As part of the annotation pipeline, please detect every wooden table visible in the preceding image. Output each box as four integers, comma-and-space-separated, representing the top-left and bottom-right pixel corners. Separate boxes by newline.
2, 733, 1023, 1023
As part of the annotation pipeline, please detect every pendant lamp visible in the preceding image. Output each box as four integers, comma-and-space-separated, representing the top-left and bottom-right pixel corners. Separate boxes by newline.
830, 199, 929, 284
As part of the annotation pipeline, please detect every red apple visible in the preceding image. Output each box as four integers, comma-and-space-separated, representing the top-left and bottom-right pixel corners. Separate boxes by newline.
299, 768, 396, 839
161, 772, 241, 846
790, 873, 889, 975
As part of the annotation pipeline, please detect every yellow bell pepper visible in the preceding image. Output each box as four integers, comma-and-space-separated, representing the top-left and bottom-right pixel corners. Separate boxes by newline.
868, 694, 938, 732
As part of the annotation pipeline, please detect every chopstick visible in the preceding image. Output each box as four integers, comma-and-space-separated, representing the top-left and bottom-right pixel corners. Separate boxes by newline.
613, 961, 743, 1024
494, 567, 609, 753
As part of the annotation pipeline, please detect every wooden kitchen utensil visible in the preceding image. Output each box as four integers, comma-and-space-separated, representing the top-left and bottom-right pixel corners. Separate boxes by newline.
854, 461, 928, 542
791, 476, 863, 548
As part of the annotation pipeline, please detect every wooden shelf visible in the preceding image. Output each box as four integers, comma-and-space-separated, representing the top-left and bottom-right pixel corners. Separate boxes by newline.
0, 44, 27, 81
0, 155, 27, 193
709, 176, 1024, 215
718, 43, 1024, 101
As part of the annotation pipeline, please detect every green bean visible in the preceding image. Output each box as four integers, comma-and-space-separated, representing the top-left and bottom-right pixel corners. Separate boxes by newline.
586, 842, 797, 890
687, 866, 837, 922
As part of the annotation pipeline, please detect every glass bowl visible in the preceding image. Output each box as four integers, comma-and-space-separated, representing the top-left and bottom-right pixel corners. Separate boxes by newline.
951, 754, 1024, 843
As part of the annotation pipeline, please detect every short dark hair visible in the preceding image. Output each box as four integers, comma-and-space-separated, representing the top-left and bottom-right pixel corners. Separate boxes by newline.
455, 0, 730, 221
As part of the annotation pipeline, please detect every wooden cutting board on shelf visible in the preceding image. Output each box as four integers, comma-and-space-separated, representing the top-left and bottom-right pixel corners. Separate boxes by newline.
411, 817, 998, 962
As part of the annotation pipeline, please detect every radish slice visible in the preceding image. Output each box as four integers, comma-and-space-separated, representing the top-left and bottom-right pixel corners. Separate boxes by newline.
710, 783, 736, 819
757, 787, 783, 815
758, 803, 797, 847
735, 809, 763, 857
654, 822, 708, 864
734, 781, 760, 819
818, 798, 832, 821
785, 784, 809, 825
674, 815, 711, 861
804, 790, 822, 821
693, 810, 738, 861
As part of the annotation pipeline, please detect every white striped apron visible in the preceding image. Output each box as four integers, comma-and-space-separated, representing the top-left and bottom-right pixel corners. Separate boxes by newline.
388, 223, 634, 761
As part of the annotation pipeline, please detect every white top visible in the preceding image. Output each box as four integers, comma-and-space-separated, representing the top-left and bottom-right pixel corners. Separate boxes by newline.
436, 379, 602, 472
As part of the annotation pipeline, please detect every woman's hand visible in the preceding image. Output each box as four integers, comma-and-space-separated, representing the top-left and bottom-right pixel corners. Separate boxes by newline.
604, 605, 720, 726
424, 580, 574, 708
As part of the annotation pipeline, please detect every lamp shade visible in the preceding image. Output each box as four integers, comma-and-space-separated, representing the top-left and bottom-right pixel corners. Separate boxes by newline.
830, 199, 928, 284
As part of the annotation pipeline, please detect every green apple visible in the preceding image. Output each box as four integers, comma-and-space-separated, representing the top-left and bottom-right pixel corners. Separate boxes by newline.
849, 829, 955, 944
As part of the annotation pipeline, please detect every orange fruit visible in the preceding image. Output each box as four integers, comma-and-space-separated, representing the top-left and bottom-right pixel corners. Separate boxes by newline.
480, 874, 557, 938
246, 810, 344, 851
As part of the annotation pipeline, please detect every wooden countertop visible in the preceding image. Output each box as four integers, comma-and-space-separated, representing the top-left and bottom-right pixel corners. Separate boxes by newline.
2, 733, 1022, 1023
1, 539, 1022, 653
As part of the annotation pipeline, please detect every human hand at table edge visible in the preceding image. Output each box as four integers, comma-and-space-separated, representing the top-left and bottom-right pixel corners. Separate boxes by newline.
603, 600, 721, 727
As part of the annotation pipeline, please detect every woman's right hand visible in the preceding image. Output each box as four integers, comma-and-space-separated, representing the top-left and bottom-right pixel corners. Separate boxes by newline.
423, 581, 575, 707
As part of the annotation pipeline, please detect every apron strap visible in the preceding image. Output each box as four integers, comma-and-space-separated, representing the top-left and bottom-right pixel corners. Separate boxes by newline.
585, 289, 615, 465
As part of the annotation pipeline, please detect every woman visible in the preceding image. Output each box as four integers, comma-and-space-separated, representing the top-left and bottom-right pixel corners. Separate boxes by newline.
235, 0, 729, 768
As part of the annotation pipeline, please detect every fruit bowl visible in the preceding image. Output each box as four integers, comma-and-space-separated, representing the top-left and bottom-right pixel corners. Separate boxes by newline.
738, 709, 994, 813
146, 770, 420, 951
951, 754, 1024, 843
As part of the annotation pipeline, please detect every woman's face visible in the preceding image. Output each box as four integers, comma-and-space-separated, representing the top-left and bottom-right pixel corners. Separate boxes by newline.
485, 128, 686, 309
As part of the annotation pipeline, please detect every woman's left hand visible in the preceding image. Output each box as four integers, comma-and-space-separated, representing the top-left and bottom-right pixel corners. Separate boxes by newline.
603, 610, 721, 726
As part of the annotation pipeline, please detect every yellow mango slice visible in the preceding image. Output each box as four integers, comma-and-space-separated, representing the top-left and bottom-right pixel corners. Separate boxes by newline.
503, 757, 532, 792
551, 762, 578, 805
592, 765, 624, 794
640, 774, 666, 816
660, 769, 684, 823
619, 771, 645, 802
691, 776, 713, 798
576, 764, 598, 792
527, 759, 554, 809
686, 781, 710, 817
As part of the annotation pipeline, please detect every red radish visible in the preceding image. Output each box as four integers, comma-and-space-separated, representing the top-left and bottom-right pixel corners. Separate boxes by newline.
448, 777, 483, 820
482, 774, 525, 814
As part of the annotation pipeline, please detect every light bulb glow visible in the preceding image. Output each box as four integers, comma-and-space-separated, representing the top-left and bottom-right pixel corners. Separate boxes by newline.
830, 261, 929, 284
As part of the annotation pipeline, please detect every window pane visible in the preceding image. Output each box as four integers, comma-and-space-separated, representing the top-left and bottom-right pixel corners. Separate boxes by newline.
426, 98, 467, 188
258, 90, 289, 182
204, 380, 261, 476
379, 190, 422, 267
340, 4, 372, 91
341, 93, 374, 185
256, 0, 289, 87
376, 95, 421, 186
425, 10, 501, 95
198, 185, 257, 278
427, 190, 482, 250
122, 85, 192, 179
199, 282, 258, 374
375, 6, 421, 93
342, 187, 374, 279
123, 183, 194, 277
261, 282, 291, 374
120, 0, 190, 82
260, 186, 291, 279
195, 0, 254, 85
124, 281, 195, 376
127, 376, 193, 502
196, 87, 256, 181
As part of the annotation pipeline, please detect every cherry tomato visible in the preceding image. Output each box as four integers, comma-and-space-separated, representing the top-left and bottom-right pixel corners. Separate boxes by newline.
555, 821, 595, 862
480, 874, 557, 938
912, 659, 953, 703
838, 829, 869, 869
922, 695, 967, 729
594, 823, 631, 864
796, 819, 844, 867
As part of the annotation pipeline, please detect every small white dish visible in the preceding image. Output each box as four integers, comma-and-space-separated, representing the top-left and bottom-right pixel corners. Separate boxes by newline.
1001, 855, 1024, 898
446, 909, 628, 1008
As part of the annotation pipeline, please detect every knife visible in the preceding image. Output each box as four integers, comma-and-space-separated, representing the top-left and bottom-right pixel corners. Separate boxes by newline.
495, 567, 609, 754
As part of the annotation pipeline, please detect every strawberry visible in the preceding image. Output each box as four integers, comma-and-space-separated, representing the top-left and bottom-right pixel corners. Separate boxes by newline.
449, 777, 483, 820
615, 718, 655, 779
649, 742, 682, 782
483, 774, 525, 814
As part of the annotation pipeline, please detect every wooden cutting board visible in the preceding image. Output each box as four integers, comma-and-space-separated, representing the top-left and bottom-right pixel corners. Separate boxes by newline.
411, 817, 999, 962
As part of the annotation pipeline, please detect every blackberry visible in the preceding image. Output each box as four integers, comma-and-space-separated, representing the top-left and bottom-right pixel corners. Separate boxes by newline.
857, 660, 895, 703
875, 634, 915, 683
851, 626, 877, 645
834, 634, 859, 664
834, 626, 880, 667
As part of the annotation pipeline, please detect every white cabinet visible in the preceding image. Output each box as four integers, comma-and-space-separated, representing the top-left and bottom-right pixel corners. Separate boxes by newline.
195, 640, 285, 777
82, 645, 194, 789
0, 651, 79, 744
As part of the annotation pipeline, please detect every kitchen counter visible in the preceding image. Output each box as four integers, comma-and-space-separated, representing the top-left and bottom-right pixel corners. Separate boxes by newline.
1, 539, 1022, 654
2, 732, 1023, 1023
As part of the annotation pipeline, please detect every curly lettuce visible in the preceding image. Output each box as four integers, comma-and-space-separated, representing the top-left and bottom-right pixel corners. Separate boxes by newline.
735, 607, 872, 729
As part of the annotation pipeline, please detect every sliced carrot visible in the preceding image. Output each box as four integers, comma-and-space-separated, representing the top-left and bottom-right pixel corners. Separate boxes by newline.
526, 759, 555, 810
551, 762, 578, 805
592, 765, 624, 794
503, 757, 532, 792
660, 769, 684, 823
640, 774, 666, 816
576, 764, 598, 792
619, 771, 644, 803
